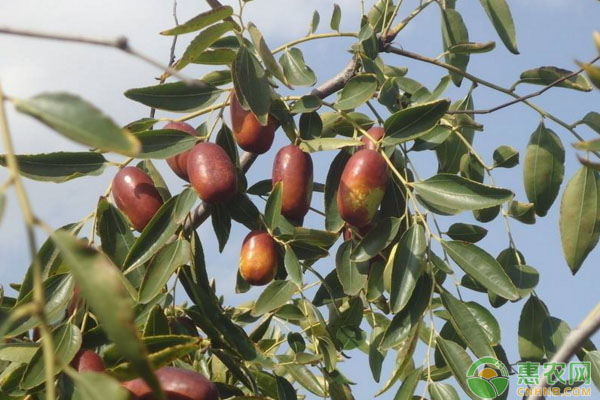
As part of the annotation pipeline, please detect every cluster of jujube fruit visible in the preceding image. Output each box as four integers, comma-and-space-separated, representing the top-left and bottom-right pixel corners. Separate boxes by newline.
113, 91, 391, 288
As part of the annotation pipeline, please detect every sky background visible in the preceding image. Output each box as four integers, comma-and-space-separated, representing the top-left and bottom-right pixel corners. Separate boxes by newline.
1, 0, 600, 399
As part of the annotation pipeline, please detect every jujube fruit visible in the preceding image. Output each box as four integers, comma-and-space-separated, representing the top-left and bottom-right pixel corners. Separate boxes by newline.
112, 166, 164, 231
70, 349, 105, 372
187, 143, 237, 204
230, 91, 278, 154
337, 149, 389, 227
122, 366, 218, 400
165, 121, 199, 181
272, 145, 313, 223
239, 231, 278, 286
361, 127, 385, 151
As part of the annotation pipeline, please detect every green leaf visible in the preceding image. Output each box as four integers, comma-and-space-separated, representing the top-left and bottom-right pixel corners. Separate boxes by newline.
50, 231, 163, 397
380, 274, 432, 349
441, 290, 495, 358
15, 93, 140, 156
335, 74, 378, 110
383, 99, 450, 146
124, 117, 159, 133
134, 129, 199, 159
584, 351, 600, 391
559, 166, 600, 274
0, 152, 106, 183
201, 69, 232, 86
279, 48, 317, 87
336, 241, 369, 296
175, 22, 235, 71
492, 145, 519, 168
309, 10, 320, 34
442, 241, 520, 300
124, 80, 222, 112
478, 0, 518, 54
142, 305, 170, 337
448, 41, 496, 54
283, 364, 326, 397
252, 280, 296, 317
247, 22, 289, 87
518, 296, 549, 362
0, 343, 38, 363
367, 0, 394, 33
446, 223, 487, 243
393, 367, 422, 400
96, 197, 135, 268
299, 111, 322, 140
21, 323, 81, 389
436, 338, 479, 400
299, 138, 361, 153
284, 246, 303, 287
124, 188, 196, 271
161, 6, 233, 35
574, 137, 600, 152
519, 66, 592, 92
291, 95, 322, 113
71, 371, 130, 400
582, 111, 600, 135
414, 174, 513, 215
441, 9, 470, 86
138, 240, 191, 303
265, 181, 283, 231
351, 217, 402, 262
321, 111, 374, 137
211, 203, 231, 253
429, 382, 460, 400
216, 123, 239, 166
330, 3, 341, 31
523, 122, 565, 216
138, 159, 172, 202
389, 225, 426, 314
229, 193, 262, 230
233, 45, 272, 125
191, 48, 236, 65
325, 151, 350, 231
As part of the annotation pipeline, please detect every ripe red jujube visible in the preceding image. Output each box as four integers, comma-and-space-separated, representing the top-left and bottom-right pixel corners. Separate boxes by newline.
239, 231, 278, 286
361, 126, 385, 151
70, 349, 105, 372
187, 143, 237, 204
112, 166, 164, 231
165, 121, 199, 181
272, 145, 313, 223
122, 367, 218, 400
337, 149, 389, 227
230, 91, 278, 154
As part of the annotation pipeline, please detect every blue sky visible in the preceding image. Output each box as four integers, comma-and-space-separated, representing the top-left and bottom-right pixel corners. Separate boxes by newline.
1, 0, 600, 398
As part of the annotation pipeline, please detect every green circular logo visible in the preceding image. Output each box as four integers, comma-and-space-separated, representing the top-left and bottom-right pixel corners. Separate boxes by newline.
466, 357, 510, 399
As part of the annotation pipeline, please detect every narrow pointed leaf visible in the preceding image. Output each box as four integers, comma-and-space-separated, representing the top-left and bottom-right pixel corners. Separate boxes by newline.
335, 74, 378, 110
441, 9, 470, 86
125, 80, 222, 112
519, 66, 592, 92
389, 225, 426, 313
478, 0, 518, 54
161, 6, 233, 35
0, 152, 106, 183
265, 181, 283, 231
436, 338, 479, 400
559, 166, 600, 274
518, 296, 549, 361
15, 93, 140, 156
134, 129, 199, 159
336, 241, 369, 296
252, 280, 296, 317
234, 45, 272, 124
351, 217, 401, 262
523, 122, 565, 216
96, 198, 135, 268
284, 246, 303, 287
442, 240, 519, 300
175, 22, 235, 71
383, 99, 450, 145
247, 23, 289, 87
330, 4, 341, 31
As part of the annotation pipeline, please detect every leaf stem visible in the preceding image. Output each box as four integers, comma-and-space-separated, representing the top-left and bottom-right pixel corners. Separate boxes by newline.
272, 32, 357, 55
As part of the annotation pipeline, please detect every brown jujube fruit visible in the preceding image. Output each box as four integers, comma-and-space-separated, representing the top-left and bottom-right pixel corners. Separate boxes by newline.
122, 367, 218, 400
361, 127, 385, 151
112, 166, 164, 231
239, 231, 278, 286
272, 145, 313, 222
337, 149, 389, 228
70, 349, 106, 372
165, 121, 199, 181
230, 91, 278, 154
187, 143, 237, 203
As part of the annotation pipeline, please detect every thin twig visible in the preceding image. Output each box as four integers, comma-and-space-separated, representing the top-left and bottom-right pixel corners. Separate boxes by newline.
0, 26, 196, 85
448, 55, 600, 116
528, 302, 600, 400
0, 82, 56, 399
